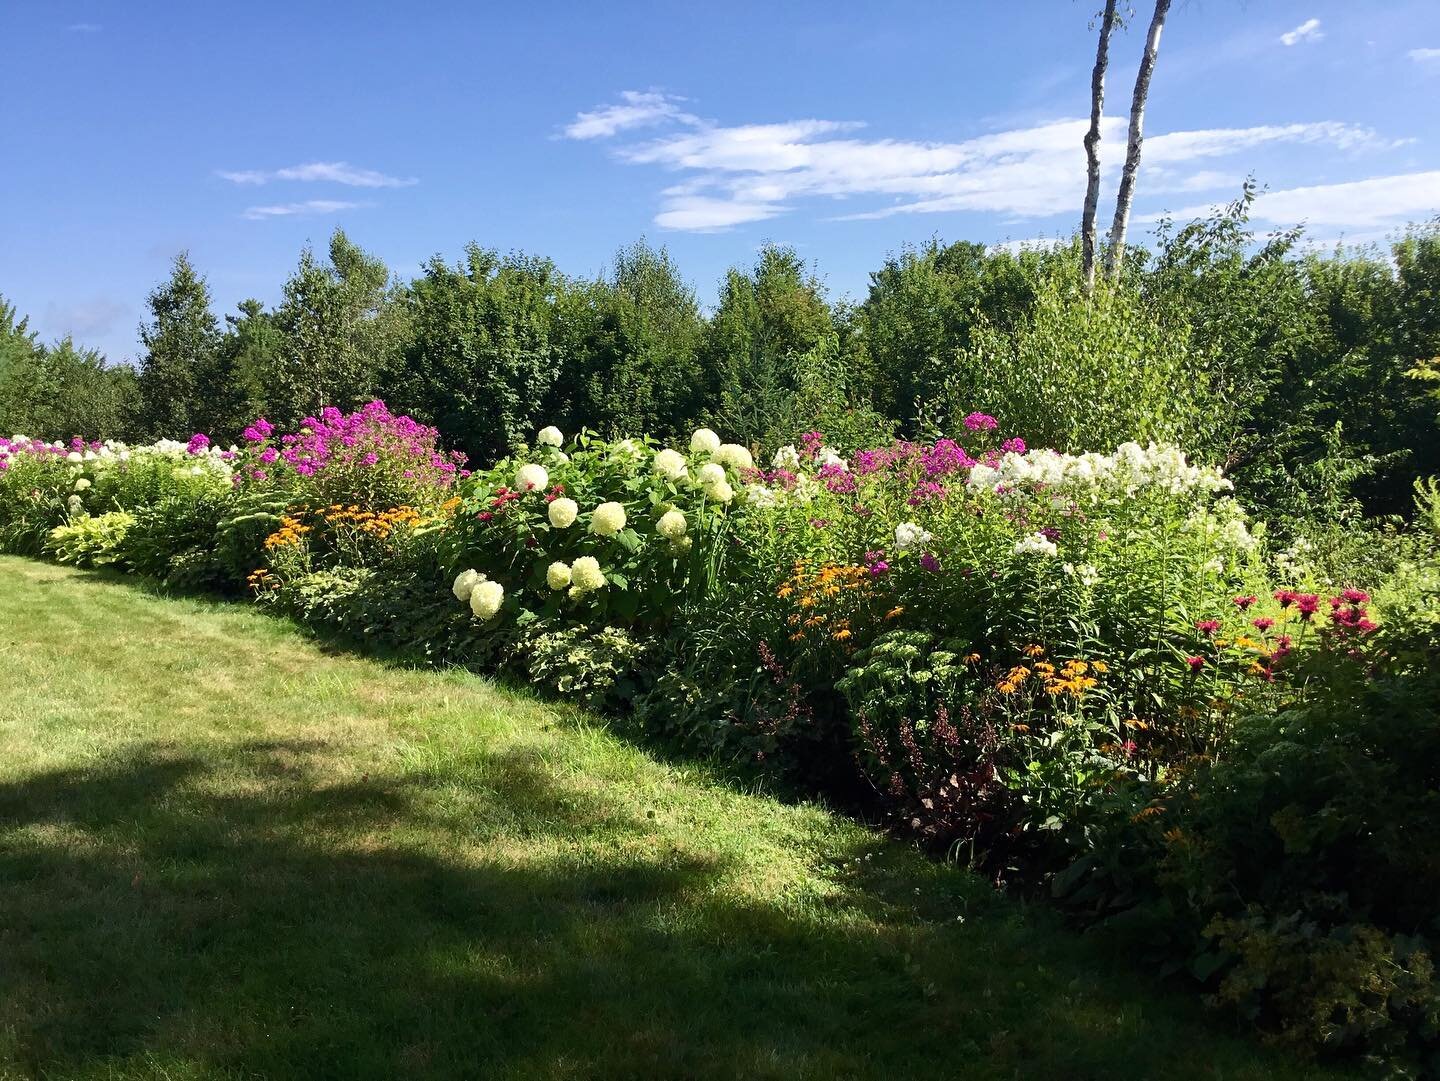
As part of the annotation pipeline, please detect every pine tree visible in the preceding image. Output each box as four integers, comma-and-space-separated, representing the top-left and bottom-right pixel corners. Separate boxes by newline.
137, 252, 220, 437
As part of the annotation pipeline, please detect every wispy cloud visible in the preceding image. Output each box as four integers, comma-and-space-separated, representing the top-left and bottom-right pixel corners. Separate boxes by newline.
563, 90, 699, 140
219, 162, 417, 188
242, 199, 366, 221
66, 22, 101, 33
1280, 18, 1323, 46
565, 92, 1407, 232
44, 297, 127, 338
1147, 171, 1440, 230
1410, 47, 1440, 63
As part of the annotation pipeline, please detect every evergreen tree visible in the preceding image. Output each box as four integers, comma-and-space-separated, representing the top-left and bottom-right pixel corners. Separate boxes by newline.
269, 229, 408, 424
137, 252, 220, 437
700, 245, 833, 442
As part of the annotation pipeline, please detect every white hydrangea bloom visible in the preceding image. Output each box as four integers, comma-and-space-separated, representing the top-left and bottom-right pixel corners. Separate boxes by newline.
714, 443, 754, 470
452, 568, 482, 602
894, 522, 933, 550
590, 501, 627, 536
469, 579, 505, 620
818, 448, 848, 470
698, 462, 727, 488
546, 561, 572, 590
704, 480, 734, 504
657, 509, 687, 539
537, 426, 564, 447
515, 463, 549, 492
1014, 533, 1059, 558
571, 556, 606, 592
74, 478, 91, 491
548, 497, 578, 528
654, 448, 688, 481
66, 451, 82, 463
690, 428, 722, 454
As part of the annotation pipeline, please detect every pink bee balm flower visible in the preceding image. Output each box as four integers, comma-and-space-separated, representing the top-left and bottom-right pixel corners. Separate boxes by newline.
1185, 656, 1205, 671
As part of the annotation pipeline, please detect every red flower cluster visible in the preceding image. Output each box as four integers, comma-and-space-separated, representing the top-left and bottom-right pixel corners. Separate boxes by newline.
1328, 589, 1377, 638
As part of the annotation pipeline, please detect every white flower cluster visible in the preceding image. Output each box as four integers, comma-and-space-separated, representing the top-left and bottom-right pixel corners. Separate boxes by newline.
453, 569, 505, 620
656, 509, 687, 539
967, 442, 1231, 498
697, 462, 733, 504
590, 501, 627, 536
1014, 532, 1059, 558
894, 522, 933, 550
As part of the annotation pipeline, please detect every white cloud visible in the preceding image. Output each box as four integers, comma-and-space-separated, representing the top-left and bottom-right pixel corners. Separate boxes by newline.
566, 92, 1404, 232
1409, 48, 1440, 63
563, 91, 699, 140
219, 162, 417, 188
654, 195, 785, 232
242, 200, 366, 221
1280, 18, 1323, 46
44, 297, 127, 338
1150, 171, 1440, 230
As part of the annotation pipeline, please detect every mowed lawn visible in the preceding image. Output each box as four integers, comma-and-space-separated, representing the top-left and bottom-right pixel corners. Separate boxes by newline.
0, 557, 1348, 1081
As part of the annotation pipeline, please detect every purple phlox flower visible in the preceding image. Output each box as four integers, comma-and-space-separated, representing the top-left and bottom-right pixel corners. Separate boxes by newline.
962, 412, 999, 432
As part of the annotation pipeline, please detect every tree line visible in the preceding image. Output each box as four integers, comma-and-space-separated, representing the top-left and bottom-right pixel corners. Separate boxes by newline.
3, 189, 1439, 527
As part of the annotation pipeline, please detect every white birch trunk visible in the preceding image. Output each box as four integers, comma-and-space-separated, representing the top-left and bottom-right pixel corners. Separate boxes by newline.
1105, 0, 1172, 280
1082, 0, 1118, 294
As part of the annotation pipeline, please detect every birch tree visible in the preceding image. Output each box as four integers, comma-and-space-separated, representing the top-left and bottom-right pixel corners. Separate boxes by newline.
1081, 0, 1119, 293
1104, 0, 1172, 279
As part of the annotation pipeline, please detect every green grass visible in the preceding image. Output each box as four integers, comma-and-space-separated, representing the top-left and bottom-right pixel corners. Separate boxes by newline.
0, 556, 1349, 1081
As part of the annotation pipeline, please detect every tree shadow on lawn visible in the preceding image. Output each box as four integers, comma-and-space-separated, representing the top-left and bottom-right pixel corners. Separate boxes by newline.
0, 740, 1342, 1081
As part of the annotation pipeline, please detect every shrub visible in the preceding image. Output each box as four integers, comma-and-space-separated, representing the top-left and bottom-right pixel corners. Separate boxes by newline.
234, 401, 467, 512
45, 510, 135, 567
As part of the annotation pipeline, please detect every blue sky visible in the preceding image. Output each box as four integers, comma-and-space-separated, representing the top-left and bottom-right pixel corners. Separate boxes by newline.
3, 0, 1439, 364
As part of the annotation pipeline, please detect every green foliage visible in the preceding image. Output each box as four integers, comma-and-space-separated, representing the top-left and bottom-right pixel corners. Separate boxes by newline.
267, 230, 408, 424
943, 269, 1218, 453
545, 240, 706, 441
518, 620, 650, 711
46, 510, 135, 566
0, 336, 139, 442
700, 245, 836, 444
397, 245, 564, 460
855, 240, 1046, 427
137, 253, 221, 439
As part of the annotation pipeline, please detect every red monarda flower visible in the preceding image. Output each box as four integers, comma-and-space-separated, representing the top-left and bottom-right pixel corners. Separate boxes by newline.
1274, 589, 1296, 608
1186, 655, 1205, 671
1252, 616, 1275, 632
1195, 619, 1221, 636
1233, 594, 1259, 611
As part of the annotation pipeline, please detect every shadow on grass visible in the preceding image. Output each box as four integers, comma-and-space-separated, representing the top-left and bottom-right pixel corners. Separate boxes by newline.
0, 737, 1338, 1081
